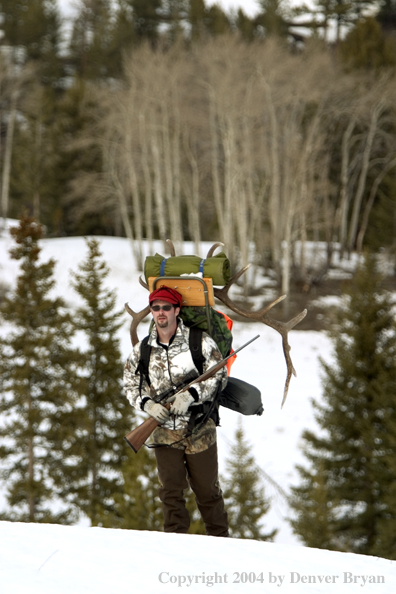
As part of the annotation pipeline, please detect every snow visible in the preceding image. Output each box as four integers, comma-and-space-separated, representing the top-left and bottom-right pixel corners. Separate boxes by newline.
0, 521, 395, 593
1, 228, 395, 592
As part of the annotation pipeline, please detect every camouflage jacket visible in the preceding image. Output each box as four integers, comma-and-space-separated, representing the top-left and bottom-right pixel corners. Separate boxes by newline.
123, 318, 228, 431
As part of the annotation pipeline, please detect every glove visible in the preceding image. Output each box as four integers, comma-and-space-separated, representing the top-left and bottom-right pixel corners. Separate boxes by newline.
170, 391, 195, 416
144, 399, 170, 424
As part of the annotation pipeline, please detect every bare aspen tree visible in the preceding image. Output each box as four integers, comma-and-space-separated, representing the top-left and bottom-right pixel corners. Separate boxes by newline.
337, 114, 357, 256
92, 36, 396, 284
0, 61, 33, 230
347, 100, 384, 253
182, 127, 202, 253
256, 42, 334, 292
1, 87, 18, 229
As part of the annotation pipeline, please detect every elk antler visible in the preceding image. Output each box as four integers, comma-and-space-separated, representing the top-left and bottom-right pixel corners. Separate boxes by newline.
124, 303, 150, 346
214, 265, 307, 407
166, 239, 176, 256
139, 275, 149, 291
207, 242, 224, 258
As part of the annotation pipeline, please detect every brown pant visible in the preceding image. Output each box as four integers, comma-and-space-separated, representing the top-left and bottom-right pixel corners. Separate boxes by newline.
155, 442, 229, 537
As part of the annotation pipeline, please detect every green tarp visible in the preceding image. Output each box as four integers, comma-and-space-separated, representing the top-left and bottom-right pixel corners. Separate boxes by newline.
144, 252, 231, 286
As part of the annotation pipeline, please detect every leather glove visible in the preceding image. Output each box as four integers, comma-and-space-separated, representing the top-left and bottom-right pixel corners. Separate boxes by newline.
144, 399, 170, 424
170, 391, 195, 416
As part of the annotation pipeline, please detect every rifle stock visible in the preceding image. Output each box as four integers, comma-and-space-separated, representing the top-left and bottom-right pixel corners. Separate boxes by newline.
124, 334, 260, 453
124, 415, 162, 453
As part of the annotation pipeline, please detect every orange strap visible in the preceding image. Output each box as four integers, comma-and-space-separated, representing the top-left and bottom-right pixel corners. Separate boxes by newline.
216, 310, 237, 374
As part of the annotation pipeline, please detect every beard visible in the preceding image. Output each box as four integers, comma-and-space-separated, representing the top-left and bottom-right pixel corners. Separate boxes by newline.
156, 318, 168, 328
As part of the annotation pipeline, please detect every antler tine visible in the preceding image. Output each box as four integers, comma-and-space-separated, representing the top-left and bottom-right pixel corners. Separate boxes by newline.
213, 264, 251, 302
124, 303, 150, 346
214, 269, 307, 407
166, 239, 176, 256
139, 275, 149, 290
206, 242, 224, 258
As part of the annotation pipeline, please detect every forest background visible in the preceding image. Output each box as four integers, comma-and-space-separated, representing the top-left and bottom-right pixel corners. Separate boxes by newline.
1, 0, 396, 561
2, 0, 396, 300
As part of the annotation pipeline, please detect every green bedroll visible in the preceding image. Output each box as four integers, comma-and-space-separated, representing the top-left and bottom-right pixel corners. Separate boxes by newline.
144, 252, 231, 286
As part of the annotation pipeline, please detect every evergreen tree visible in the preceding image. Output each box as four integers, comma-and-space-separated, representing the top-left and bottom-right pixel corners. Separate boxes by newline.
0, 0, 63, 82
188, 0, 207, 42
235, 8, 256, 42
0, 216, 78, 523
205, 3, 231, 36
66, 238, 133, 526
10, 83, 60, 228
340, 16, 396, 70
223, 419, 277, 540
110, 0, 138, 71
50, 79, 107, 237
114, 445, 163, 530
290, 254, 396, 559
255, 0, 290, 38
68, 0, 116, 79
130, 0, 162, 44
377, 0, 396, 33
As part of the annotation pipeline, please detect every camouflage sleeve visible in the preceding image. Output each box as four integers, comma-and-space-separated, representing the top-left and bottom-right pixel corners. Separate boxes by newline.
191, 333, 228, 403
123, 342, 151, 410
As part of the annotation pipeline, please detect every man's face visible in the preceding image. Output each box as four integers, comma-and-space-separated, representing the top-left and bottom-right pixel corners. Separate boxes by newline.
150, 300, 180, 330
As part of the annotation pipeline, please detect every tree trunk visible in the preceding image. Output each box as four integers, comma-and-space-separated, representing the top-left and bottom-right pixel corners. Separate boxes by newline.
347, 104, 382, 253
336, 116, 356, 256
1, 90, 18, 231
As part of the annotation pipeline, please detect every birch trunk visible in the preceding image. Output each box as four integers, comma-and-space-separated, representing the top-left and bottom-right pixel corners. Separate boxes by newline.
139, 113, 154, 253
1, 89, 18, 230
347, 103, 383, 253
336, 116, 356, 256
150, 130, 167, 246
183, 130, 201, 253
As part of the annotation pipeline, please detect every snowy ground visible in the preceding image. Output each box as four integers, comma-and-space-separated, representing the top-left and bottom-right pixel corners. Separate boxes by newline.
0, 520, 395, 594
3, 230, 392, 593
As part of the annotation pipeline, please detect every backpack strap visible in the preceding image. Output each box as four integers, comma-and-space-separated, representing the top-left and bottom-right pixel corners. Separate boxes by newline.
187, 326, 221, 429
135, 336, 151, 409
189, 326, 204, 374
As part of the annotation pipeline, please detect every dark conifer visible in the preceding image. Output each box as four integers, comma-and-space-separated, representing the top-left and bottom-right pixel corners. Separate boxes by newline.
340, 16, 396, 70
113, 445, 163, 530
290, 254, 396, 559
223, 419, 277, 540
0, 0, 63, 82
0, 216, 78, 523
66, 238, 133, 526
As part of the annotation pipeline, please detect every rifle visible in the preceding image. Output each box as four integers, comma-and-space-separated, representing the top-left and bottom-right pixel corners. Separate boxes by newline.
124, 334, 260, 453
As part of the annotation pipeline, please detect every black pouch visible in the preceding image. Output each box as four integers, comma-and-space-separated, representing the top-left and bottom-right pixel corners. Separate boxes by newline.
218, 377, 263, 416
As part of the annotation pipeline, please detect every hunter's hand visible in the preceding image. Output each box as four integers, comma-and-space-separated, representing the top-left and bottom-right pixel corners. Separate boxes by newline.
170, 391, 195, 416
144, 399, 170, 423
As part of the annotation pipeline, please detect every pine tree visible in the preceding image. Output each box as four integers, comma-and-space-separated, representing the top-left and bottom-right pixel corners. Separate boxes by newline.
340, 16, 396, 70
0, 0, 63, 82
290, 254, 396, 559
68, 0, 117, 79
223, 419, 277, 541
289, 460, 338, 550
255, 0, 290, 39
113, 445, 163, 530
130, 0, 162, 45
0, 216, 78, 523
66, 238, 134, 527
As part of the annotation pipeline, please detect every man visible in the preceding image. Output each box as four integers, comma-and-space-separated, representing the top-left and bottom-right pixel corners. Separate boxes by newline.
124, 286, 229, 537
